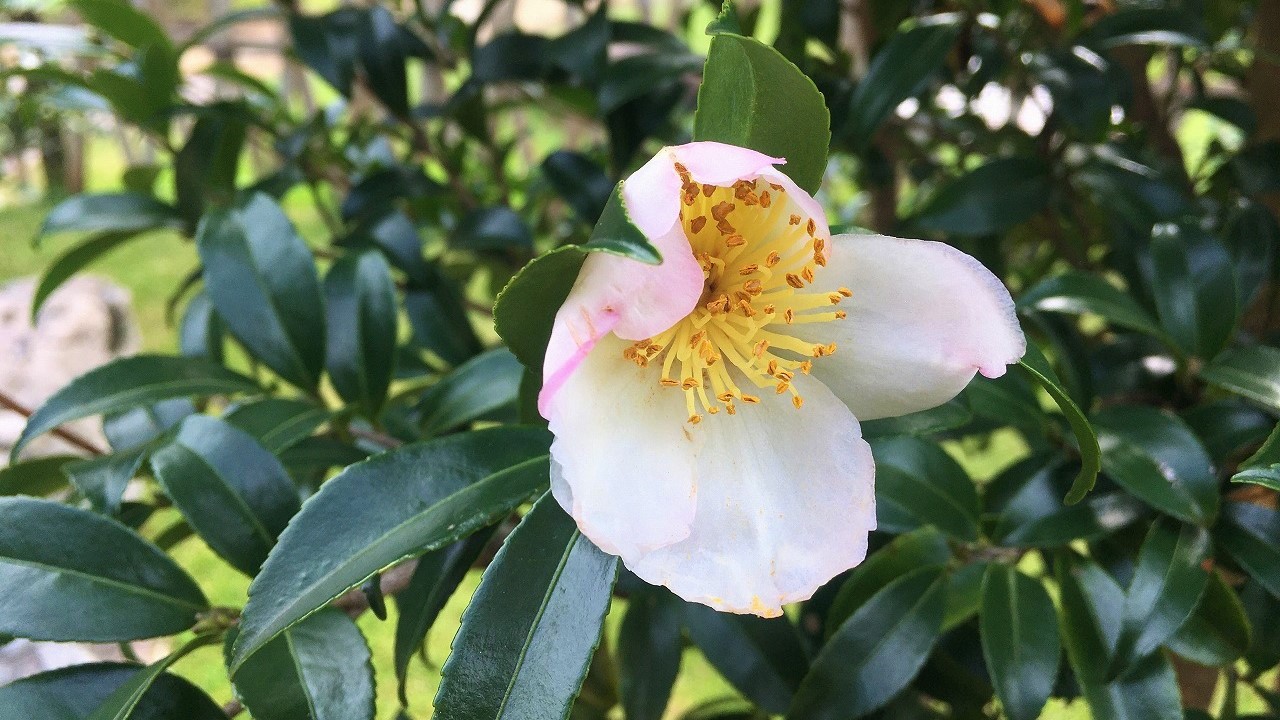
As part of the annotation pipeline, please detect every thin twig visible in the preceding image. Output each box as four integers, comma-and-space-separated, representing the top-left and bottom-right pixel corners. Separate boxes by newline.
0, 389, 106, 456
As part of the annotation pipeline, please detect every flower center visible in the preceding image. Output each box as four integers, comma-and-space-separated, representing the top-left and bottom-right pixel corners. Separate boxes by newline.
621, 163, 849, 425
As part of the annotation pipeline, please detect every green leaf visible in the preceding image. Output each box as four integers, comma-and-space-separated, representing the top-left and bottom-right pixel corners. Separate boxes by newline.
842, 14, 960, 149
394, 529, 496, 706
586, 185, 663, 263
0, 662, 223, 720
860, 399, 972, 438
434, 495, 619, 720
0, 454, 76, 497
39, 192, 181, 241
150, 416, 300, 576
911, 157, 1052, 236
85, 633, 219, 720
69, 0, 171, 50
228, 609, 375, 720
1232, 420, 1280, 491
684, 605, 807, 713
1017, 271, 1168, 342
618, 591, 683, 720
12, 355, 259, 461
325, 247, 398, 416
493, 247, 584, 372
826, 526, 950, 635
1017, 341, 1101, 504
289, 9, 362, 96
1242, 581, 1280, 673
693, 33, 829, 193
541, 151, 612, 223
871, 436, 980, 541
359, 5, 411, 116
1165, 570, 1252, 667
179, 290, 226, 364
65, 445, 150, 515
0, 497, 206, 641
989, 458, 1144, 548
790, 566, 948, 719
979, 565, 1060, 720
1092, 406, 1219, 525
1079, 7, 1208, 49
1201, 345, 1280, 414
31, 231, 147, 320
230, 427, 550, 670
418, 348, 523, 435
1147, 222, 1237, 359
1108, 520, 1210, 677
452, 207, 534, 252
1055, 553, 1183, 720
222, 398, 329, 453
1216, 501, 1280, 599
196, 193, 327, 391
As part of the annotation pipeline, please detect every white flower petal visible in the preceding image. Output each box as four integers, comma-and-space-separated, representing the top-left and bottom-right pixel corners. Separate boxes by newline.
789, 233, 1025, 420
547, 336, 698, 557
623, 373, 876, 617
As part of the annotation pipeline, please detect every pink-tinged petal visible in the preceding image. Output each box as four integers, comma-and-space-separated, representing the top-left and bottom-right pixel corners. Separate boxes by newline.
787, 233, 1026, 421
623, 374, 876, 617
547, 335, 698, 557
538, 224, 704, 417
667, 141, 784, 186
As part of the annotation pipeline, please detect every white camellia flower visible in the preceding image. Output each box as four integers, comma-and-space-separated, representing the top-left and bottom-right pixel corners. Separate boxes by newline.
538, 141, 1026, 617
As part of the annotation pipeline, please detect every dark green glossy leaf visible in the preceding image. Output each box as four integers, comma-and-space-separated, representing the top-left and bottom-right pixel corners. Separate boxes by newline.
359, 5, 410, 116
694, 33, 829, 193
826, 526, 949, 634
1018, 271, 1167, 342
989, 456, 1145, 548
790, 566, 948, 719
979, 565, 1060, 720
1232, 421, 1280, 491
1183, 399, 1274, 465
434, 495, 619, 720
1018, 342, 1101, 504
228, 609, 374, 720
196, 193, 326, 390
1216, 501, 1280, 598
0, 497, 206, 641
179, 290, 225, 364
1056, 553, 1183, 720
175, 105, 247, 224
943, 561, 988, 632
64, 445, 149, 515
222, 398, 329, 453
618, 591, 683, 720
600, 52, 704, 115
39, 192, 181, 241
452, 206, 534, 252
871, 436, 980, 540
1109, 520, 1210, 677
150, 415, 300, 576
1147, 223, 1237, 359
0, 662, 223, 720
85, 633, 219, 720
685, 604, 807, 713
912, 158, 1051, 236
1202, 345, 1280, 414
325, 248, 397, 416
289, 9, 362, 96
394, 529, 495, 706
1242, 581, 1280, 673
860, 399, 971, 438
494, 246, 586, 372
541, 151, 612, 224
0, 454, 76, 497
12, 355, 259, 460
1080, 7, 1208, 49
1093, 406, 1218, 525
230, 427, 550, 670
1165, 570, 1251, 667
842, 14, 960, 149
586, 185, 662, 263
69, 0, 170, 50
102, 399, 193, 451
32, 231, 145, 320
419, 348, 523, 434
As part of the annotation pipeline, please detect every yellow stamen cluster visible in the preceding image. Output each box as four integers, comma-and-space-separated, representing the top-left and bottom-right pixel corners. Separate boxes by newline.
621, 163, 849, 424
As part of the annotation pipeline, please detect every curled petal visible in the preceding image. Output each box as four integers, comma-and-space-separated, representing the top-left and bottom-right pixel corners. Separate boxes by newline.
788, 233, 1026, 420
547, 336, 698, 557
620, 374, 876, 617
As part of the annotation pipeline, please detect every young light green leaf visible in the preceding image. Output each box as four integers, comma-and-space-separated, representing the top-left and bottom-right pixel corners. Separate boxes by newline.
979, 565, 1060, 720
790, 566, 948, 719
196, 193, 327, 391
1017, 341, 1101, 504
12, 355, 259, 460
150, 416, 300, 576
230, 428, 551, 670
0, 498, 207, 642
693, 34, 829, 193
434, 494, 619, 720
228, 609, 375, 720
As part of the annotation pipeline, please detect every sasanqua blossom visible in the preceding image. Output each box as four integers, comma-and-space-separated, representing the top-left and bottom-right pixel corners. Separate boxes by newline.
539, 141, 1025, 617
